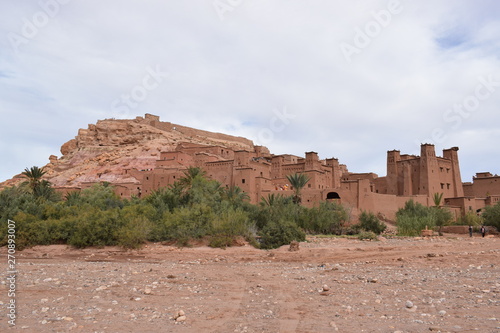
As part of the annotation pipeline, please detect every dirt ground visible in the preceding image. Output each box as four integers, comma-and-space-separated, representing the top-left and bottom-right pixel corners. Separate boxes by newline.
1, 234, 499, 333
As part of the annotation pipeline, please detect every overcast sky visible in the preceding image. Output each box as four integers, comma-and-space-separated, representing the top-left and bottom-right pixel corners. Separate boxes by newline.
1, 0, 499, 183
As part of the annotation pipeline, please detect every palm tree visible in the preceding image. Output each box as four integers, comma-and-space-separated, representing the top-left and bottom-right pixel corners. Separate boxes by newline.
223, 186, 250, 205
260, 193, 291, 207
286, 173, 311, 204
432, 192, 452, 235
178, 167, 206, 190
21, 166, 47, 192
432, 192, 444, 207
65, 191, 82, 206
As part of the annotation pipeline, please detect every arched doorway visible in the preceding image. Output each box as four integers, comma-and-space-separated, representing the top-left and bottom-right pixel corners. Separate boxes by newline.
326, 192, 341, 200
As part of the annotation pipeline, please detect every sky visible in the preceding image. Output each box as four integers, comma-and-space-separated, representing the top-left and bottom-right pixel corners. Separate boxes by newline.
1, 0, 499, 183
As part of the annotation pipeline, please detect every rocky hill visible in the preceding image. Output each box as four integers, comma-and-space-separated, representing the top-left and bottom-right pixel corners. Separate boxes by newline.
1, 114, 257, 189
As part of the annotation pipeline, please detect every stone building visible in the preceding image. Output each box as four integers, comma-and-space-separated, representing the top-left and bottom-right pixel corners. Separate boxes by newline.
111, 140, 496, 220
374, 144, 463, 198
49, 113, 498, 221
446, 172, 500, 216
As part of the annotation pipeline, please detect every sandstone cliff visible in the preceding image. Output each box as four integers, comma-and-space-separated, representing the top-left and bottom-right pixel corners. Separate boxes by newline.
1, 114, 258, 189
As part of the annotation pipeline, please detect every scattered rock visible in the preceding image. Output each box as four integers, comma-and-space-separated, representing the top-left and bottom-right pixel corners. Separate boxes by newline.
289, 241, 300, 251
329, 321, 339, 331
174, 310, 186, 322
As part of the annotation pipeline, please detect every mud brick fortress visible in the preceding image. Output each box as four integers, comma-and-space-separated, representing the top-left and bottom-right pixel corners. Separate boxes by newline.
123, 143, 498, 219
43, 114, 499, 220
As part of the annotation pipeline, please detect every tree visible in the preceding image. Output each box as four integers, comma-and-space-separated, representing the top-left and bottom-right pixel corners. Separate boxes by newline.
179, 167, 206, 190
432, 206, 453, 235
432, 192, 444, 207
286, 173, 311, 204
357, 210, 386, 235
259, 193, 292, 207
432, 192, 450, 235
22, 166, 47, 192
21, 166, 59, 200
482, 202, 500, 230
396, 200, 435, 236
222, 186, 250, 206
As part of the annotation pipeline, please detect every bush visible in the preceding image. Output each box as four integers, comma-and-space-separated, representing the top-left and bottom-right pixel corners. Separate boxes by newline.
357, 231, 378, 240
431, 207, 453, 232
209, 207, 254, 248
259, 219, 305, 249
8, 212, 46, 249
68, 208, 123, 248
209, 234, 235, 249
300, 201, 348, 234
397, 212, 435, 236
78, 183, 123, 210
455, 211, 483, 226
482, 202, 500, 230
116, 216, 153, 249
161, 204, 215, 246
396, 200, 440, 236
357, 211, 386, 234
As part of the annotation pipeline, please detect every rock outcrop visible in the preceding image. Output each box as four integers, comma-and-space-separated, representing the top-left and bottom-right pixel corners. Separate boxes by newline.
0, 114, 259, 189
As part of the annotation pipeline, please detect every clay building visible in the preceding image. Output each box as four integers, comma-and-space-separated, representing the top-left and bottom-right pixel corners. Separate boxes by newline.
40, 114, 499, 220
120, 141, 480, 219
374, 144, 463, 198
64, 116, 497, 221
446, 172, 500, 216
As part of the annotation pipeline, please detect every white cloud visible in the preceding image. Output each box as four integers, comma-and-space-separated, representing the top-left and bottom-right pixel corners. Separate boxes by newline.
1, 0, 499, 183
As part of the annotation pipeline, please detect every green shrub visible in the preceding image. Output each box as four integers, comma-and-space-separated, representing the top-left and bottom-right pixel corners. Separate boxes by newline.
78, 183, 123, 210
300, 201, 348, 234
68, 208, 123, 248
396, 200, 437, 236
209, 234, 234, 249
259, 219, 305, 249
357, 230, 377, 240
161, 204, 215, 245
344, 224, 362, 235
397, 213, 435, 236
8, 212, 45, 249
209, 207, 254, 248
482, 202, 500, 230
116, 216, 153, 249
252, 199, 299, 230
455, 211, 483, 226
357, 211, 386, 234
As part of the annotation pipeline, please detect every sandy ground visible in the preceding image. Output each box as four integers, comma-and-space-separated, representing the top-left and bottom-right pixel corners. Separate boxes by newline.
1, 234, 499, 333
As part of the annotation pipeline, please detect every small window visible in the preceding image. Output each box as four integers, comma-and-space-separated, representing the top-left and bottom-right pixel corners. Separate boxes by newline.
242, 179, 246, 184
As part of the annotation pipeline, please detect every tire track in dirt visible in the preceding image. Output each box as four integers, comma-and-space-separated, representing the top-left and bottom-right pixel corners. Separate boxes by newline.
205, 265, 254, 333
275, 280, 302, 333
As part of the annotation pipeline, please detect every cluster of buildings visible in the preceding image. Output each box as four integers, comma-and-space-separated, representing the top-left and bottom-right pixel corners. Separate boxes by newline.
90, 135, 499, 220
